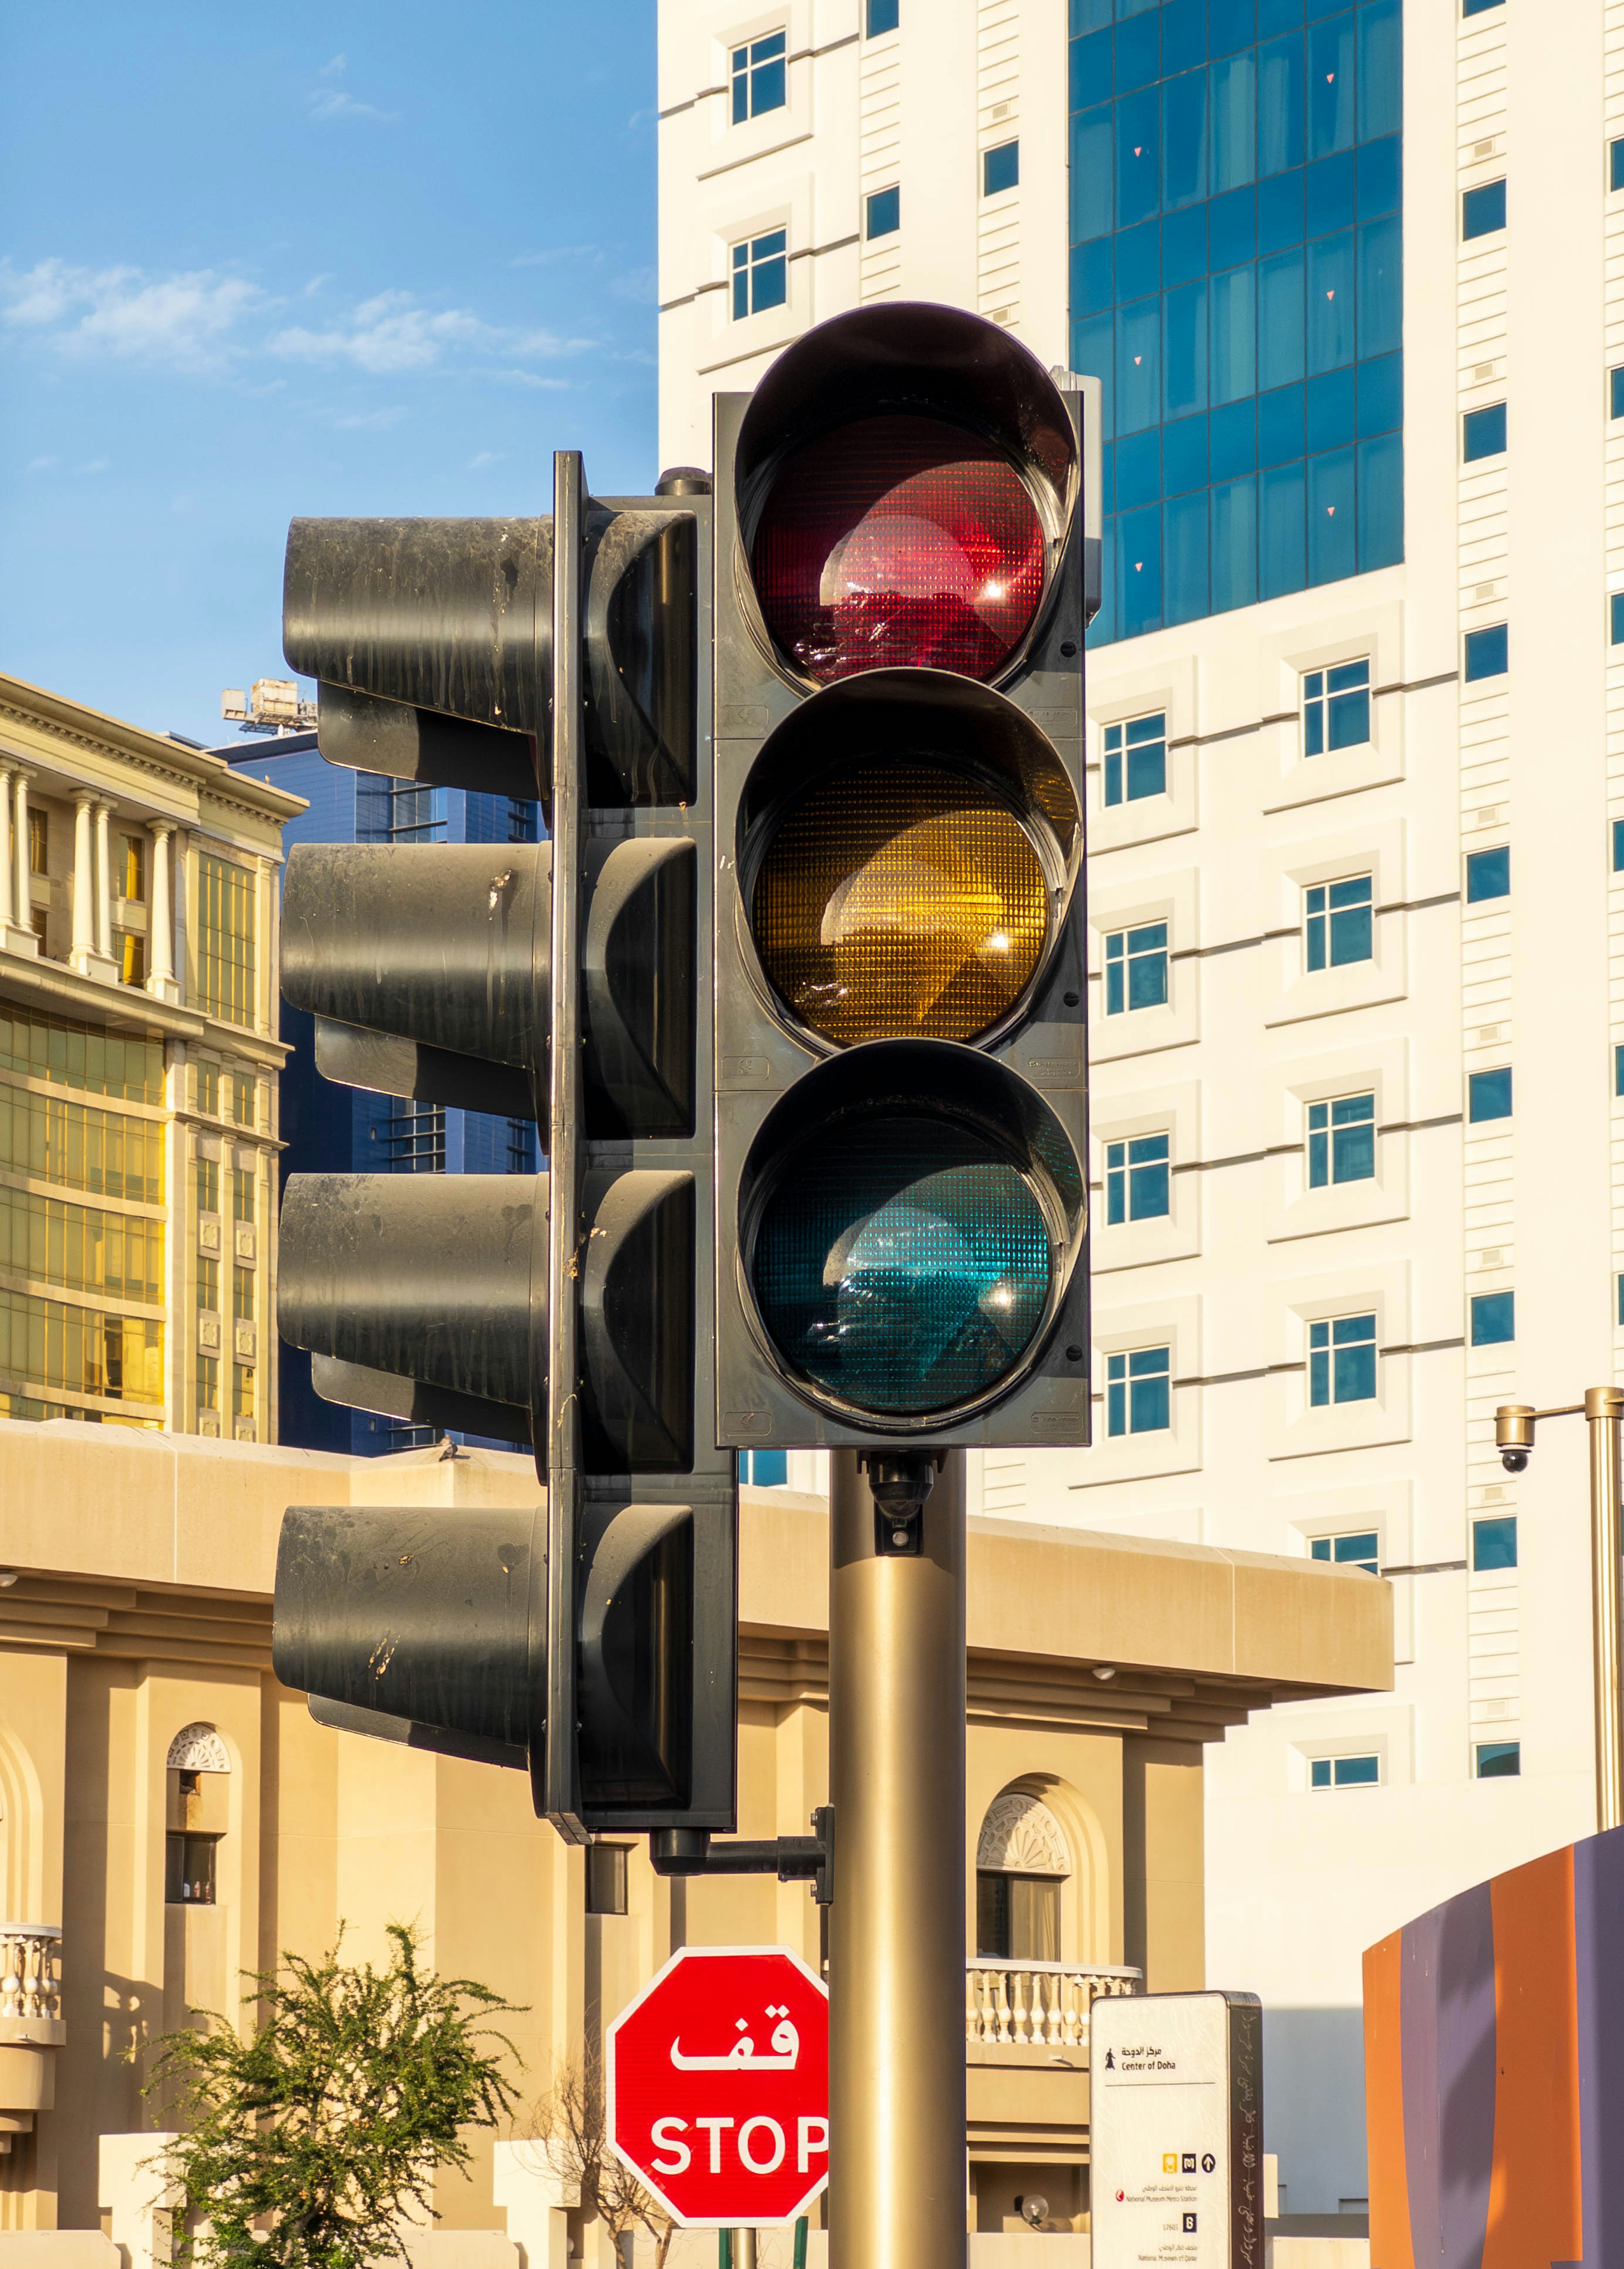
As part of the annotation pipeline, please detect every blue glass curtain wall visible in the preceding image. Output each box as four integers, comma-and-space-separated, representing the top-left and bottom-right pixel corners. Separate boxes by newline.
1070, 0, 1403, 643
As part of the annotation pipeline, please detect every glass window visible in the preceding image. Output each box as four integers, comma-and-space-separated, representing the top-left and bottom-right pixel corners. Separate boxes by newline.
1102, 711, 1167, 804
197, 1255, 219, 1313
866, 0, 899, 31
976, 1872, 1061, 1962
1309, 1313, 1377, 1406
1612, 593, 1624, 648
1311, 1530, 1380, 1574
866, 185, 900, 239
1303, 658, 1370, 754
732, 228, 788, 319
984, 140, 1020, 195
1310, 1754, 1380, 1790
196, 854, 257, 1027
1615, 817, 1624, 871
1466, 846, 1509, 902
1106, 1132, 1171, 1224
1462, 403, 1506, 461
1464, 624, 1508, 681
233, 1363, 255, 1422
1107, 1345, 1171, 1436
586, 1843, 630, 1915
1618, 1271, 1624, 1327
1104, 921, 1169, 1014
1470, 1290, 1515, 1346
738, 1449, 789, 1485
1476, 1741, 1520, 1779
233, 1165, 255, 1225
1614, 138, 1624, 193
1463, 0, 1504, 12
118, 933, 145, 988
1469, 1068, 1512, 1123
120, 835, 146, 901
1472, 1515, 1517, 1572
1462, 179, 1506, 239
1617, 1044, 1624, 1098
1304, 874, 1373, 971
1307, 1092, 1375, 1188
731, 30, 786, 122
165, 1830, 220, 1904
196, 1352, 219, 1413
233, 1265, 254, 1323
27, 810, 47, 874
1612, 368, 1624, 420
230, 1069, 255, 1128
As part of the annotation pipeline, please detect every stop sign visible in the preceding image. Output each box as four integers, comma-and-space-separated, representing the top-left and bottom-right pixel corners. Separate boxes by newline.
606, 1945, 830, 2226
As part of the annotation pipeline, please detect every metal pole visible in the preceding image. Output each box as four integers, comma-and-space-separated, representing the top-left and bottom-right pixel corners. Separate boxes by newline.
732, 2234, 756, 2269
828, 1448, 967, 2269
1585, 1386, 1624, 1832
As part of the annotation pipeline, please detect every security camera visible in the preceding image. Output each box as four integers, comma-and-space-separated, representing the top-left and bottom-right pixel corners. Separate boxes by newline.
1500, 1447, 1529, 1475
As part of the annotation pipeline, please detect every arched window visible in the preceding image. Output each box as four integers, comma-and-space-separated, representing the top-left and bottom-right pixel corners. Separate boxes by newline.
975, 1790, 1070, 1962
165, 1724, 229, 1906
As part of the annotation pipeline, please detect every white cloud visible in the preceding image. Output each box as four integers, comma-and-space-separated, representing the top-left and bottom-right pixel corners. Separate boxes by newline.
469, 450, 504, 468
25, 453, 58, 471
307, 52, 397, 124
74, 457, 110, 475
0, 258, 266, 374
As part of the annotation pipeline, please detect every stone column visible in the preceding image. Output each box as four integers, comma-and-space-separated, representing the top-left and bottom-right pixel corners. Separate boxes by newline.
69, 791, 97, 972
145, 823, 181, 1003
0, 763, 13, 931
7, 770, 37, 958
94, 801, 114, 961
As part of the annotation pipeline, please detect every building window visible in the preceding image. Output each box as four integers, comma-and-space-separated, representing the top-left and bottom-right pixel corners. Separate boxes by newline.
1462, 0, 1503, 13
1462, 179, 1506, 239
1106, 1345, 1171, 1437
1311, 1530, 1380, 1575
118, 934, 145, 987
1613, 819, 1624, 871
1304, 874, 1373, 972
1470, 1290, 1515, 1346
120, 836, 146, 901
732, 228, 788, 319
1106, 1132, 1170, 1224
197, 1256, 219, 1313
165, 1830, 220, 1904
738, 1449, 788, 1486
1466, 846, 1509, 902
731, 30, 786, 122
230, 1070, 255, 1128
1613, 138, 1624, 193
1468, 1068, 1512, 1123
196, 1061, 219, 1116
983, 140, 1019, 196
1612, 593, 1624, 647
27, 810, 47, 874
1464, 624, 1508, 681
1103, 921, 1169, 1014
1616, 1044, 1624, 1098
1103, 711, 1167, 805
1476, 1741, 1520, 1779
1310, 1754, 1380, 1791
866, 185, 900, 239
233, 1266, 254, 1324
976, 1872, 1060, 1961
1303, 661, 1370, 756
1462, 404, 1506, 462
195, 1156, 219, 1218
1613, 369, 1624, 420
195, 1354, 219, 1413
586, 1843, 630, 1916
1307, 1093, 1375, 1188
1309, 1313, 1377, 1407
233, 1365, 255, 1424
233, 1164, 255, 1225
866, 0, 899, 31
1472, 1515, 1517, 1572
196, 854, 257, 1027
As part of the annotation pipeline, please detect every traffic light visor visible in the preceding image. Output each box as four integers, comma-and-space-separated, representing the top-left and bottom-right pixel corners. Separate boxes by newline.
738, 670, 1079, 1050
739, 1045, 1084, 1426
735, 303, 1076, 689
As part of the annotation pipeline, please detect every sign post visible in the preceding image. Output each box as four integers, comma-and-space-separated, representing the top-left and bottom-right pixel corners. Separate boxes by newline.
607, 1946, 830, 2230
1090, 1991, 1263, 2269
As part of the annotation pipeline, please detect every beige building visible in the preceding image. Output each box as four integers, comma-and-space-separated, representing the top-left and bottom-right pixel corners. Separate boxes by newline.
0, 674, 302, 1442
0, 1419, 1388, 2244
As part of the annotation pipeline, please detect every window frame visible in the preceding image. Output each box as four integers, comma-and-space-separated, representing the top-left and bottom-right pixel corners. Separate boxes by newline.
1472, 1514, 1517, 1572
982, 140, 1019, 197
1462, 403, 1506, 463
730, 226, 789, 321
1310, 1529, 1380, 1575
1310, 1753, 1382, 1791
1465, 845, 1509, 903
1302, 659, 1372, 758
1470, 1289, 1515, 1347
1464, 623, 1508, 681
1105, 1131, 1171, 1225
1475, 1740, 1520, 1779
1309, 1312, 1377, 1407
865, 184, 900, 240
1468, 1067, 1512, 1124
1103, 921, 1169, 1016
1306, 1091, 1376, 1190
1102, 711, 1168, 808
1461, 178, 1506, 240
1304, 873, 1374, 974
1106, 1343, 1171, 1437
730, 28, 787, 124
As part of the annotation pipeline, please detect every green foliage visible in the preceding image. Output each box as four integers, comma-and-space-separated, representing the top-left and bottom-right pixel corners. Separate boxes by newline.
148, 1923, 522, 2269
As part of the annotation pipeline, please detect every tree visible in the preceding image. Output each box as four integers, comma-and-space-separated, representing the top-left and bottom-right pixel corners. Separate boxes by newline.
524, 2050, 677, 2269
148, 1923, 521, 2269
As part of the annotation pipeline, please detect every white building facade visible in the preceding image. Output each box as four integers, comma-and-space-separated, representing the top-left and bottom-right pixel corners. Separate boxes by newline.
658, 0, 1624, 2219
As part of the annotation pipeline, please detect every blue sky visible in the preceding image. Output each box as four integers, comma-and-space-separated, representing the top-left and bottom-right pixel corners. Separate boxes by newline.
0, 0, 658, 746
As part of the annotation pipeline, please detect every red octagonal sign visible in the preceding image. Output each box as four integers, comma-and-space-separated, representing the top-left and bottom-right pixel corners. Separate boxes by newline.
607, 1945, 830, 2226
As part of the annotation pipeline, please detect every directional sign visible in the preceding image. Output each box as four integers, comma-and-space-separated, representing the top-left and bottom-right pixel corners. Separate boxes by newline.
1090, 1990, 1263, 2269
606, 1945, 830, 2226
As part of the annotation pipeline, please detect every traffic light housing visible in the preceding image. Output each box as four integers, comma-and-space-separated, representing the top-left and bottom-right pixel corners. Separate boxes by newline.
269, 459, 737, 1838
711, 304, 1093, 1453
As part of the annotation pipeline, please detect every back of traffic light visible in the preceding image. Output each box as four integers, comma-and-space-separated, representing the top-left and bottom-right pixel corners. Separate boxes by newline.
710, 304, 1096, 1461
268, 458, 738, 1839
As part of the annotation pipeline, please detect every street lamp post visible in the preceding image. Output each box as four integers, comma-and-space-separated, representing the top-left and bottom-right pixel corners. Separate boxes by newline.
1495, 1388, 1624, 1831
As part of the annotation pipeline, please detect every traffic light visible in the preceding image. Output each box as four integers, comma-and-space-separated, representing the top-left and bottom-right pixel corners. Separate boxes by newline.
711, 304, 1094, 1459
269, 458, 737, 1838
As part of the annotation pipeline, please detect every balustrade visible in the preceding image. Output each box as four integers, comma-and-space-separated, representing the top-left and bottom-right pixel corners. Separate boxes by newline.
965, 1959, 1141, 2052
0, 1926, 63, 2032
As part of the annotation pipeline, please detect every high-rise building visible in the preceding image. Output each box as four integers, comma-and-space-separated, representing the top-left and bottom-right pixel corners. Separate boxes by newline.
223, 733, 541, 1452
0, 673, 299, 1440
658, 0, 1614, 2220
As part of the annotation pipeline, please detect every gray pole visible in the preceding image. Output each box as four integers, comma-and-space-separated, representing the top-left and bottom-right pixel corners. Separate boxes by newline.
1586, 1386, 1624, 1832
828, 1448, 967, 2269
732, 2233, 757, 2269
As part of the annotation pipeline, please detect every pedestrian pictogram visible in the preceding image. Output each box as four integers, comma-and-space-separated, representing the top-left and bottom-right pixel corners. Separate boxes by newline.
607, 1946, 829, 2225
